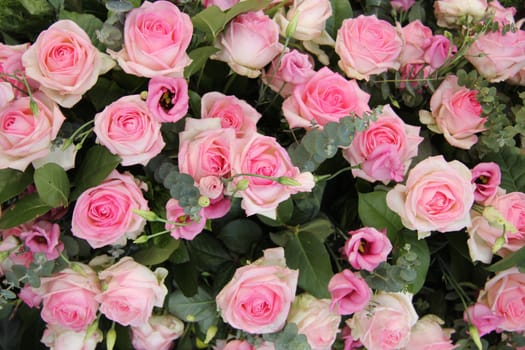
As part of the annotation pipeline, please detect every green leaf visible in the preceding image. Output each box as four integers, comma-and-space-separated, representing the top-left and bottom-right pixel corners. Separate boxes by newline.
191, 6, 227, 39
58, 10, 104, 48
71, 145, 120, 200
133, 237, 180, 266
33, 163, 70, 208
0, 168, 33, 203
408, 1, 426, 23
87, 77, 126, 111
394, 230, 430, 294
188, 90, 201, 117
482, 147, 525, 193
358, 191, 403, 240
19, 0, 53, 15
298, 214, 334, 243
257, 197, 294, 227
0, 193, 52, 229
328, 0, 353, 37
263, 323, 312, 350
187, 232, 233, 272
184, 46, 219, 79
486, 245, 525, 272
173, 261, 199, 297
217, 219, 262, 254
284, 231, 332, 298
168, 288, 217, 323
223, 0, 272, 23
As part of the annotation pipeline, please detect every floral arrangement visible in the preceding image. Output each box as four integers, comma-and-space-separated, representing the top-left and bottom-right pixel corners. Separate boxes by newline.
0, 0, 525, 349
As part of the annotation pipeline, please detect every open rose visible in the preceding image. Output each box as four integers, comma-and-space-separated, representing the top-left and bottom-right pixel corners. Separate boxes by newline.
131, 315, 184, 350
274, 0, 332, 41
434, 0, 488, 28
403, 315, 455, 350
343, 227, 392, 271
41, 324, 103, 350
464, 302, 503, 336
146, 76, 189, 123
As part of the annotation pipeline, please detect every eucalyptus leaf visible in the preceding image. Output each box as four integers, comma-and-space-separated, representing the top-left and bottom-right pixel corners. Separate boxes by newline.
394, 230, 430, 294
358, 191, 403, 240
168, 288, 217, 323
0, 193, 52, 229
34, 163, 70, 208
0, 168, 33, 203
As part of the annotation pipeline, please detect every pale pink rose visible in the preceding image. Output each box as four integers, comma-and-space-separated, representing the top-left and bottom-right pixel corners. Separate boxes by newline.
222, 340, 254, 350
198, 176, 224, 200
343, 227, 393, 271
0, 92, 65, 171
97, 257, 168, 327
0, 82, 14, 108
466, 29, 525, 83
109, 1, 192, 78
231, 133, 314, 219
477, 267, 525, 332
0, 43, 37, 97
131, 314, 184, 350
391, 0, 416, 11
434, 0, 488, 28
287, 293, 341, 350
146, 76, 189, 123
274, 0, 332, 41
282, 67, 370, 129
165, 198, 206, 240
386, 156, 475, 238
20, 220, 64, 260
335, 15, 403, 81
216, 247, 298, 334
22, 20, 114, 108
37, 263, 101, 331
420, 75, 486, 149
398, 21, 433, 67
487, 0, 516, 26
94, 94, 165, 166
424, 35, 456, 70
343, 104, 423, 184
348, 292, 419, 350
202, 0, 240, 10
464, 303, 503, 336
328, 270, 372, 315
212, 11, 283, 78
41, 324, 103, 350
403, 315, 455, 350
201, 92, 261, 137
471, 162, 501, 204
18, 285, 42, 308
71, 170, 149, 248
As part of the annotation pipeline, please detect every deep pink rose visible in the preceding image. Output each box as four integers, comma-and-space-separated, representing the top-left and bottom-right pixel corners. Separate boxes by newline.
97, 257, 168, 327
71, 171, 149, 248
404, 315, 455, 350
22, 20, 114, 108
282, 67, 371, 129
328, 270, 372, 315
464, 303, 503, 336
212, 11, 283, 78
391, 0, 416, 11
20, 220, 64, 260
335, 15, 403, 81
216, 247, 298, 334
165, 198, 206, 240
343, 227, 392, 271
146, 76, 189, 123
37, 264, 101, 331
434, 0, 488, 28
424, 35, 456, 70
343, 104, 423, 184
202, 0, 240, 10
0, 93, 65, 171
274, 0, 333, 41
471, 162, 501, 204
94, 94, 165, 166
109, 0, 192, 78
131, 314, 184, 350
386, 156, 475, 238
41, 324, 103, 350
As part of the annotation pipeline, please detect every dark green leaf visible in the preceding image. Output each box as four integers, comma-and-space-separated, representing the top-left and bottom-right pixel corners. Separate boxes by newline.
482, 147, 525, 193
486, 245, 525, 272
34, 163, 70, 208
0, 193, 52, 229
358, 191, 403, 240
187, 232, 233, 272
257, 197, 294, 227
168, 288, 217, 322
86, 77, 126, 111
19, 0, 53, 15
217, 219, 262, 254
328, 0, 353, 37
394, 230, 430, 294
224, 0, 272, 23
408, 1, 426, 22
133, 237, 180, 266
298, 214, 334, 243
0, 168, 32, 203
191, 6, 227, 39
184, 46, 219, 79
169, 242, 190, 264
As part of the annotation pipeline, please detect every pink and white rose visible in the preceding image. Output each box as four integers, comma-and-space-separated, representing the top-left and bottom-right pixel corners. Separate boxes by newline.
274, 0, 332, 41
0, 43, 36, 97
146, 76, 189, 123
434, 0, 488, 28
343, 227, 393, 271
41, 324, 103, 350
131, 314, 184, 350
403, 315, 455, 350
464, 302, 503, 336
328, 270, 372, 315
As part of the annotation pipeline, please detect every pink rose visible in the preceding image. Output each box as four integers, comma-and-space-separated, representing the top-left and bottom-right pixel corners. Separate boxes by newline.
464, 303, 503, 336
0, 43, 37, 97
335, 15, 403, 81
391, 0, 416, 11
274, 0, 332, 41
131, 314, 184, 350
41, 324, 103, 350
22, 20, 114, 108
328, 270, 372, 315
471, 162, 501, 204
18, 285, 42, 308
198, 176, 224, 200
424, 35, 456, 70
343, 227, 392, 271
0, 82, 14, 108
343, 104, 423, 184
403, 315, 455, 350
216, 247, 298, 334
282, 67, 371, 129
94, 94, 165, 166
97, 257, 168, 327
20, 220, 64, 260
386, 156, 475, 238
287, 293, 341, 350
398, 21, 433, 67
37, 263, 101, 331
202, 0, 240, 10
71, 170, 149, 248
419, 75, 486, 149
0, 92, 65, 171
222, 340, 255, 350
477, 267, 525, 332
201, 92, 261, 137
165, 198, 206, 240
466, 29, 525, 83
487, 0, 516, 26
348, 292, 419, 350
434, 0, 488, 28
146, 76, 189, 123
212, 11, 283, 78
109, 1, 192, 78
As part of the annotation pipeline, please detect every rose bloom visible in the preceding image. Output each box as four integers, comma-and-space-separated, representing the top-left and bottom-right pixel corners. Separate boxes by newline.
434, 0, 488, 28
165, 198, 206, 240
477, 267, 525, 332
20, 220, 64, 260
0, 93, 65, 171
146, 76, 189, 123
386, 155, 475, 239
0, 82, 14, 108
41, 324, 103, 350
391, 0, 416, 11
335, 15, 403, 81
282, 67, 371, 130
328, 270, 372, 315
398, 20, 433, 67
97, 257, 168, 327
94, 94, 165, 166
274, 0, 332, 41
221, 340, 254, 350
22, 20, 114, 108
109, 1, 192, 78
403, 315, 455, 350
343, 104, 423, 184
71, 170, 149, 248
471, 162, 501, 204
201, 92, 261, 138
202, 0, 240, 10
231, 133, 314, 219
343, 227, 393, 271
216, 247, 298, 334
287, 293, 341, 350
466, 29, 525, 83
131, 314, 184, 350
424, 34, 456, 70
487, 0, 516, 26
464, 302, 503, 336
348, 292, 419, 350
212, 11, 283, 78
0, 43, 37, 97
419, 75, 486, 149
37, 263, 101, 331
18, 285, 43, 308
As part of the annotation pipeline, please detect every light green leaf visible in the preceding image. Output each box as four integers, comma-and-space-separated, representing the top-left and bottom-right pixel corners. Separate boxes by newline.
486, 245, 525, 272
0, 193, 52, 229
191, 6, 227, 39
482, 147, 525, 193
184, 46, 219, 79
34, 163, 70, 208
133, 237, 180, 266
395, 230, 430, 294
0, 168, 33, 203
224, 0, 272, 23
358, 191, 403, 240
168, 288, 217, 323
